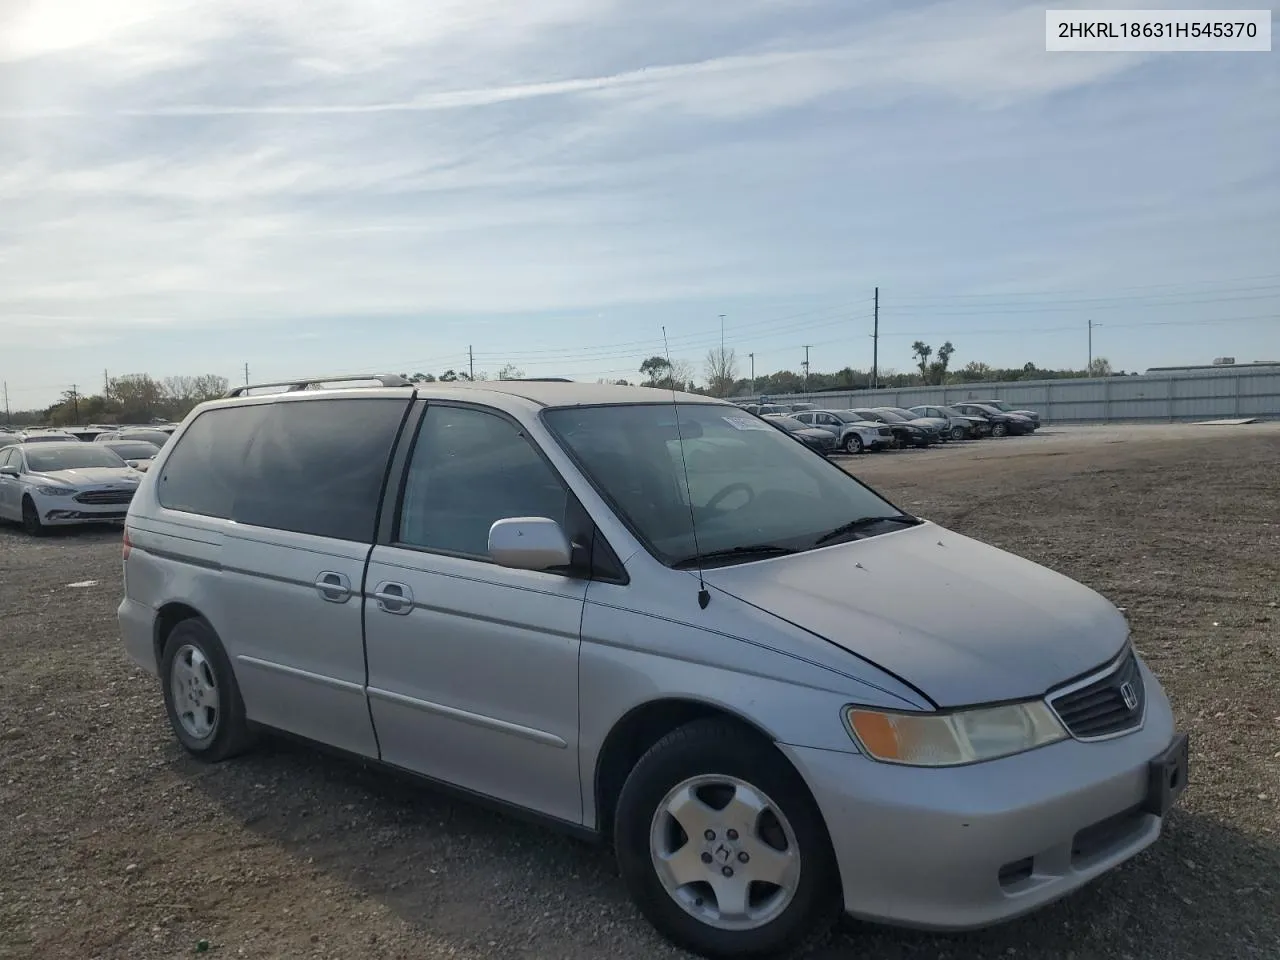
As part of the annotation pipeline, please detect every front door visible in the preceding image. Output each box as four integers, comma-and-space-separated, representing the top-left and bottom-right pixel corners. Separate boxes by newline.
0, 448, 20, 519
364, 402, 587, 824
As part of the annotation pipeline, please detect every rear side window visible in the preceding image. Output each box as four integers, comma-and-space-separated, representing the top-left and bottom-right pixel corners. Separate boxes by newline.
158, 398, 407, 542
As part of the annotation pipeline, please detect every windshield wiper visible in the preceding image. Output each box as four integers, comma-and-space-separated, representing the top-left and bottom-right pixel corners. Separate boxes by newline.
813, 514, 921, 547
671, 544, 799, 569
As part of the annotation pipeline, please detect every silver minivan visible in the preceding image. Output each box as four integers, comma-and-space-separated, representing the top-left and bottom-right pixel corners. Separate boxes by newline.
119, 375, 1189, 959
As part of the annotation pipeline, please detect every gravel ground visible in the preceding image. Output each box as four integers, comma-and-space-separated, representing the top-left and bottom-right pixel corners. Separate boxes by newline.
2, 423, 1278, 960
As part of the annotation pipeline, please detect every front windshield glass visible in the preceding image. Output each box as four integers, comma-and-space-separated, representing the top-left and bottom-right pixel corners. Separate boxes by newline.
866, 409, 905, 422
26, 444, 128, 472
882, 408, 918, 420
106, 441, 161, 460
984, 400, 1013, 411
768, 416, 806, 431
832, 411, 865, 423
543, 403, 903, 565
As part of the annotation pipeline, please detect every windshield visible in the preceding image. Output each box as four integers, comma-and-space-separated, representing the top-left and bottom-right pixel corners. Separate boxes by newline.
25, 444, 128, 472
983, 400, 1014, 412
866, 409, 905, 422
832, 411, 866, 423
543, 403, 903, 565
106, 441, 161, 460
119, 429, 170, 446
21, 433, 73, 443
767, 416, 806, 431
881, 408, 919, 420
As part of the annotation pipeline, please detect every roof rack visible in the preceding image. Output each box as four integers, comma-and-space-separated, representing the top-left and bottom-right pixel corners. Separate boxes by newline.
223, 373, 412, 399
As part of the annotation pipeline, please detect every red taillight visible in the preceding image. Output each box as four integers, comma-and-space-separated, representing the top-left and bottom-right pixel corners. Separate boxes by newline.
122, 526, 132, 561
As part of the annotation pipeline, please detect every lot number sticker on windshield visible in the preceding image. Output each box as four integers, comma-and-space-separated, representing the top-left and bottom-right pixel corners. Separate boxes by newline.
723, 416, 773, 431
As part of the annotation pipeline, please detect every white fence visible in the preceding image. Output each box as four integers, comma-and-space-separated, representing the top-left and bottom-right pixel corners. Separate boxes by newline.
759, 366, 1280, 424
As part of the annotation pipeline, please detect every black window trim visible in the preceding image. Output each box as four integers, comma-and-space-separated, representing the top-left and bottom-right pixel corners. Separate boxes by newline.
376, 398, 628, 585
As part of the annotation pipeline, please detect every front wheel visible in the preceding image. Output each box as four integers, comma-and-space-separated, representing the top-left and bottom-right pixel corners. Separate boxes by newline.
21, 496, 44, 536
842, 434, 863, 454
991, 422, 1009, 438
615, 720, 841, 959
950, 425, 967, 441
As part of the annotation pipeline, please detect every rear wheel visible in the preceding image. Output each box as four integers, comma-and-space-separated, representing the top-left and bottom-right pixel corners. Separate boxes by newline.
160, 618, 255, 762
615, 720, 841, 959
842, 434, 863, 454
992, 422, 1009, 438
21, 496, 44, 536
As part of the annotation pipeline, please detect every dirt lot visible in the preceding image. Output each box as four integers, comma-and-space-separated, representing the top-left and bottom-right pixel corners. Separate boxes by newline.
2, 424, 1278, 960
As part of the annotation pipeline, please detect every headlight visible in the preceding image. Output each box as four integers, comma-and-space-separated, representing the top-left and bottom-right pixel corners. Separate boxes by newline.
35, 485, 76, 497
844, 701, 1066, 766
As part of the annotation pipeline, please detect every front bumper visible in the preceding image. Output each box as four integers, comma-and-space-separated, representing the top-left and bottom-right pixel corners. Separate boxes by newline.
781, 662, 1185, 931
31, 491, 132, 524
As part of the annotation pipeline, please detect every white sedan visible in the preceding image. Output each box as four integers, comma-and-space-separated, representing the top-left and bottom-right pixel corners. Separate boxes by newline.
0, 441, 144, 535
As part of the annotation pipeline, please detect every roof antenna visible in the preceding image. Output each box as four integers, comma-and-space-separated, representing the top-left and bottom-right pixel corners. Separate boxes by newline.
663, 327, 711, 610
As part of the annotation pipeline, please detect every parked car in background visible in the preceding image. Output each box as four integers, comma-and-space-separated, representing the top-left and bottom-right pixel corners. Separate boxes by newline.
851, 408, 937, 448
19, 429, 77, 443
950, 403, 1035, 437
973, 399, 1042, 429
116, 427, 173, 448
0, 441, 142, 534
909, 405, 992, 440
0, 429, 20, 448
761, 413, 838, 454
101, 439, 163, 472
741, 403, 793, 417
791, 409, 892, 453
876, 407, 952, 441
119, 376, 1189, 959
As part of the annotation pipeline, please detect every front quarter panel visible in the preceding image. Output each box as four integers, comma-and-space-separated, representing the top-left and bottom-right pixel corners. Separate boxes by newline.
577, 568, 929, 829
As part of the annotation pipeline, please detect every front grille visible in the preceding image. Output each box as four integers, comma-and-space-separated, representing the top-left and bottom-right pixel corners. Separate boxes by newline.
877, 428, 892, 437
1048, 651, 1145, 740
74, 489, 135, 505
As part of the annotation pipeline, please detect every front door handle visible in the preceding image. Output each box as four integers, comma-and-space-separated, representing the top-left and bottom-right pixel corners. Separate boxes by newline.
315, 571, 352, 603
372, 580, 414, 615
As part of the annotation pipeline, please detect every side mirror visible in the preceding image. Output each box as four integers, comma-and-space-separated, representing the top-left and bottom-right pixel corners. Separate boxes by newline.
0, 465, 18, 478
488, 517, 573, 571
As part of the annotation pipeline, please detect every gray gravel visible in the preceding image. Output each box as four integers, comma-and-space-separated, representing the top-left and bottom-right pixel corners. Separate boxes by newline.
1, 424, 1277, 959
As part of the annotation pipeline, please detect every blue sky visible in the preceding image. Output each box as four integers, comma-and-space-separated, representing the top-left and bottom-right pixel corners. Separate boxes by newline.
1, 0, 1277, 409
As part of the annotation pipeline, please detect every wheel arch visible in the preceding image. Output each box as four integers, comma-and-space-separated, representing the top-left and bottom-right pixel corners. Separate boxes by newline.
153, 601, 209, 667
593, 697, 782, 843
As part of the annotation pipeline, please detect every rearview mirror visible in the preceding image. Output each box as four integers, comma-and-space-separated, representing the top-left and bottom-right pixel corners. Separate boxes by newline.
0, 465, 18, 477
488, 517, 573, 571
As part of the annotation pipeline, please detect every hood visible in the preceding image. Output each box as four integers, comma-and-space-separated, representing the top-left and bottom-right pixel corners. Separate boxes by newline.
1013, 410, 1040, 419
33, 466, 143, 486
701, 522, 1128, 707
848, 420, 886, 431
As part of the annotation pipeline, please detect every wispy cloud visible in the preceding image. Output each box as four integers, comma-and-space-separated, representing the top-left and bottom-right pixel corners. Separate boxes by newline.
0, 0, 1275, 395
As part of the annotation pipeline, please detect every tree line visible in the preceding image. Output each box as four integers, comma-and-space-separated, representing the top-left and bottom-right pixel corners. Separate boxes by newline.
8, 348, 1126, 426
9, 374, 230, 427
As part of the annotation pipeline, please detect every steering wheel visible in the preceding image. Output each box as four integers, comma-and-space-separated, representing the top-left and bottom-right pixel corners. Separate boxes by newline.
704, 481, 754, 513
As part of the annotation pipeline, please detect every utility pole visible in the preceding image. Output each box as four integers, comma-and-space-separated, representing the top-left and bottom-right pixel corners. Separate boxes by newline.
1088, 319, 1093, 372
2, 381, 9, 425
104, 369, 109, 395
872, 286, 880, 390
244, 363, 250, 386
719, 314, 726, 354
70, 384, 80, 422
468, 345, 475, 380
748, 352, 755, 396
802, 345, 811, 393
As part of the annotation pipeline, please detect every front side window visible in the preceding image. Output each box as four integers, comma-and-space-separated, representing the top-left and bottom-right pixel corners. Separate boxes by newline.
398, 405, 570, 558
543, 403, 904, 566
25, 444, 126, 472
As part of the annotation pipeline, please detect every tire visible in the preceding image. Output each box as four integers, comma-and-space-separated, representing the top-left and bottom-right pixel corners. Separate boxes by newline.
160, 618, 255, 762
842, 434, 863, 454
991, 422, 1009, 438
21, 495, 44, 537
950, 425, 966, 441
614, 719, 841, 959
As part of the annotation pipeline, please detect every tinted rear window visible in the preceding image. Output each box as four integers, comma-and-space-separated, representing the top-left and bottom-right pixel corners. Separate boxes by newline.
157, 398, 408, 541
